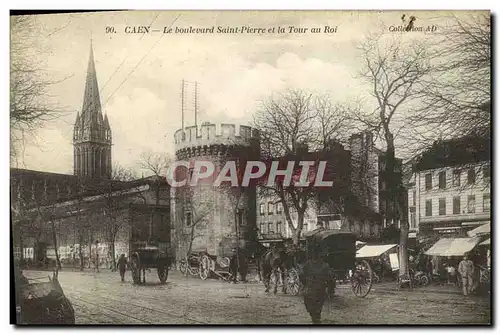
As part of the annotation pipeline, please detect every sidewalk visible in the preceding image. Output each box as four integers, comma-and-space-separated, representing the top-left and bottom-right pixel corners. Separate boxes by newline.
372, 281, 465, 295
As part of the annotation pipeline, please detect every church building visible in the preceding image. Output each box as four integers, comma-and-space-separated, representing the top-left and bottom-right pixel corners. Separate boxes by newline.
11, 42, 171, 269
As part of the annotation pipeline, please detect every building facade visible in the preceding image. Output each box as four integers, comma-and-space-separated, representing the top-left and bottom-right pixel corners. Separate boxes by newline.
11, 42, 171, 267
256, 131, 400, 244
407, 136, 491, 239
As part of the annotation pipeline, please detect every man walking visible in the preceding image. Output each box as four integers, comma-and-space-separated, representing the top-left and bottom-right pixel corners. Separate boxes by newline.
117, 254, 128, 282
458, 254, 475, 295
299, 250, 330, 324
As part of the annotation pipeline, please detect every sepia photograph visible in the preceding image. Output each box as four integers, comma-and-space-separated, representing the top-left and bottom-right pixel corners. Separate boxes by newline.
10, 10, 491, 325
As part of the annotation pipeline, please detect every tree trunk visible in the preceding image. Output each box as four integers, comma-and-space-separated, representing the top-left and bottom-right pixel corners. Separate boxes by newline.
19, 229, 24, 268
110, 239, 117, 271
50, 219, 61, 270
88, 231, 92, 269
399, 221, 409, 277
78, 241, 84, 271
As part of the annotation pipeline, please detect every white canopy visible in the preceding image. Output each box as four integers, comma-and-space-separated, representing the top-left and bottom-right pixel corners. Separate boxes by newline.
425, 237, 480, 257
467, 223, 490, 237
480, 238, 490, 246
356, 244, 398, 258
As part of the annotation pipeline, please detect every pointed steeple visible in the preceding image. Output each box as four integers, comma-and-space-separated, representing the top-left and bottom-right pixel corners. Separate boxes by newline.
74, 40, 112, 180
82, 40, 102, 116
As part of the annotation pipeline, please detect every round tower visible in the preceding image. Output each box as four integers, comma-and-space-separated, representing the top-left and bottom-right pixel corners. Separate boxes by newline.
172, 123, 260, 262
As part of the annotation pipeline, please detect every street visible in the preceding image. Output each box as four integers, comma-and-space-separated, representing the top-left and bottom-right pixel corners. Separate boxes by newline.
23, 270, 491, 325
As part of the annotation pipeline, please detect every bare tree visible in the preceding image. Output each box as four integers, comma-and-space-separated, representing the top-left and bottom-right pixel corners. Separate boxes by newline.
177, 186, 211, 269
10, 16, 68, 164
85, 165, 138, 271
354, 31, 432, 285
253, 89, 355, 245
139, 151, 173, 204
412, 13, 490, 140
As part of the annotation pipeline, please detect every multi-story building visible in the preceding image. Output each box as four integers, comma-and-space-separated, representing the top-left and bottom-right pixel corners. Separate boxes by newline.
407, 135, 491, 239
256, 131, 404, 244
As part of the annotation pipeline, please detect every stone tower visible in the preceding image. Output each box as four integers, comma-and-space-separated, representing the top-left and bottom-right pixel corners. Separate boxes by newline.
173, 123, 260, 261
73, 41, 112, 179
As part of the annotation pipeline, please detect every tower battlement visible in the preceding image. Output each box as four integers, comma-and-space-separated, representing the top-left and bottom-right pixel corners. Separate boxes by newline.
174, 123, 260, 151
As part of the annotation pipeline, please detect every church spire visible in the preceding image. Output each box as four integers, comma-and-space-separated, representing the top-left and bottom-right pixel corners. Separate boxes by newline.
82, 40, 102, 116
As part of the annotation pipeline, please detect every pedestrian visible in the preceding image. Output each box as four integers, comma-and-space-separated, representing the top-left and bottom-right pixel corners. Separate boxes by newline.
458, 254, 475, 295
117, 254, 127, 282
229, 248, 239, 283
299, 249, 330, 324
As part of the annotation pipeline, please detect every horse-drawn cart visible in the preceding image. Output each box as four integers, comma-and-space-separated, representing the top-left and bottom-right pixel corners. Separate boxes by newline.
285, 229, 373, 298
129, 244, 171, 285
198, 252, 233, 281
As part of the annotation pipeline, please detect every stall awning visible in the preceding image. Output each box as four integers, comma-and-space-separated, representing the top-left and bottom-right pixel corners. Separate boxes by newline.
480, 238, 490, 246
467, 222, 490, 237
425, 237, 480, 257
356, 244, 397, 258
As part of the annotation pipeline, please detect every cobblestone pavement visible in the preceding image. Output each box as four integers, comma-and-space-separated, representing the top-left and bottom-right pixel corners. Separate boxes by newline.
23, 270, 491, 325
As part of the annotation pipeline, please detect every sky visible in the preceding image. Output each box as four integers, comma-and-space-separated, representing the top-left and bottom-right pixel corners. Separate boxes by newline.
10, 10, 485, 176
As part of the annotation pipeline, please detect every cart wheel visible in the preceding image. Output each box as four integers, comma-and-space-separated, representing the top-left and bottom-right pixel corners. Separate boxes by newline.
130, 254, 141, 284
285, 268, 301, 296
351, 260, 372, 298
189, 265, 199, 276
199, 255, 210, 280
420, 274, 429, 286
158, 266, 168, 284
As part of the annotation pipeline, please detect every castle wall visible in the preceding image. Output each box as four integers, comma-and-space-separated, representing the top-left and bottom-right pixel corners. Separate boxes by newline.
173, 123, 259, 261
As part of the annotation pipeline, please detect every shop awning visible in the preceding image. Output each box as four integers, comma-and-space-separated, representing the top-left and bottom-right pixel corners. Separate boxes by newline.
356, 244, 397, 258
467, 222, 490, 237
425, 237, 480, 257
480, 238, 490, 246
356, 241, 366, 246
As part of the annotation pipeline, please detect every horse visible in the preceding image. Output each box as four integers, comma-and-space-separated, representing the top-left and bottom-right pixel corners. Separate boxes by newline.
260, 243, 294, 294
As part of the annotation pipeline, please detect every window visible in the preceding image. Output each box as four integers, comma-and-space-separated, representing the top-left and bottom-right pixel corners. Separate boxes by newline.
425, 173, 432, 190
467, 168, 476, 185
438, 171, 446, 189
185, 211, 192, 227
453, 170, 461, 187
237, 210, 244, 226
453, 197, 461, 214
412, 190, 416, 206
259, 223, 266, 234
483, 193, 490, 212
259, 203, 265, 215
483, 165, 491, 183
268, 222, 274, 234
467, 195, 476, 213
267, 202, 274, 215
277, 221, 282, 234
410, 211, 416, 229
276, 203, 283, 214
425, 200, 432, 216
439, 198, 446, 215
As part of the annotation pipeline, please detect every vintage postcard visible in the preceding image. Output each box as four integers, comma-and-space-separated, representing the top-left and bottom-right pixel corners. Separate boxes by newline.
10, 10, 491, 325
